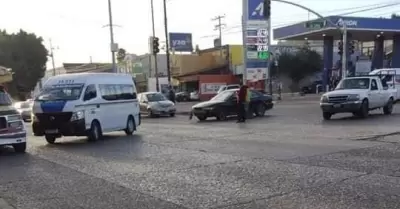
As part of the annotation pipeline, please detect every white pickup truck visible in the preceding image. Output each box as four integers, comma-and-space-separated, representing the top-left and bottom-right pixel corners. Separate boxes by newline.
320, 76, 395, 120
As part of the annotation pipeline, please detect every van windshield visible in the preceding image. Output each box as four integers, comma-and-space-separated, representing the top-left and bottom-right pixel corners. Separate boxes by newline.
36, 84, 84, 101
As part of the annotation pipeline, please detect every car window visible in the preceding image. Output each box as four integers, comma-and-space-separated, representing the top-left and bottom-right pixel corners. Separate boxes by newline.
250, 90, 262, 98
227, 85, 239, 90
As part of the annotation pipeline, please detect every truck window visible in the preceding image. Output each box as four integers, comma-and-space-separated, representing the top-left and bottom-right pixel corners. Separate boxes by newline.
336, 78, 370, 90
371, 79, 378, 90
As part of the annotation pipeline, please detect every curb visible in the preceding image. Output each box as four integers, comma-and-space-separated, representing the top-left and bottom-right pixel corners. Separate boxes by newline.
0, 198, 15, 209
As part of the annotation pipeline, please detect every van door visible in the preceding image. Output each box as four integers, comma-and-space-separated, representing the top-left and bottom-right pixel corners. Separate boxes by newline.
82, 84, 100, 130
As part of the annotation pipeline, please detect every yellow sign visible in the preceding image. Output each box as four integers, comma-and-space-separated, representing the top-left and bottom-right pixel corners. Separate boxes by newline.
229, 45, 243, 65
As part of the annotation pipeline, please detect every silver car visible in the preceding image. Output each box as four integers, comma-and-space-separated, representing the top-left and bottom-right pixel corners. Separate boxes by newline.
14, 101, 33, 122
138, 92, 176, 117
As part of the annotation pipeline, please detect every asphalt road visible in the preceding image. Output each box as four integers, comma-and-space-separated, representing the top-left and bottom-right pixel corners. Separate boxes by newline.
2, 101, 400, 208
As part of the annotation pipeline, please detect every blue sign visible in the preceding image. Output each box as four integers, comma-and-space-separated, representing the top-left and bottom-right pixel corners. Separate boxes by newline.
246, 61, 268, 68
248, 0, 267, 20
169, 33, 193, 52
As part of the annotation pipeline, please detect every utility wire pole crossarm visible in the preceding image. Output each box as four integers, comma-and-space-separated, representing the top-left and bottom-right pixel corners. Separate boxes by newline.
212, 15, 226, 59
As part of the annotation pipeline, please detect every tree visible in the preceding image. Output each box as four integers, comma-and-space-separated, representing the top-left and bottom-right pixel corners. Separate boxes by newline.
278, 47, 322, 92
392, 13, 400, 19
0, 30, 48, 99
117, 48, 126, 63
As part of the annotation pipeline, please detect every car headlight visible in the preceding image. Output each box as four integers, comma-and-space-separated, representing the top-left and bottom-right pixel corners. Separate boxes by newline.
320, 95, 328, 103
71, 110, 84, 121
347, 94, 360, 101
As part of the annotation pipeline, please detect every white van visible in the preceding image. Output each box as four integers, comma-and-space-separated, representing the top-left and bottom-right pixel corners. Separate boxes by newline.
32, 73, 140, 144
369, 68, 400, 101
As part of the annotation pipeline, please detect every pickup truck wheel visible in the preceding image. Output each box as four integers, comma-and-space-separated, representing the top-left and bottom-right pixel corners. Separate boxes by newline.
322, 112, 332, 120
358, 100, 369, 118
383, 98, 394, 115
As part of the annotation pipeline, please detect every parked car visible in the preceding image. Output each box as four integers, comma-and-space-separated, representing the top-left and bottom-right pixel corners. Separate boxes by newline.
191, 89, 273, 121
190, 91, 200, 101
138, 92, 176, 117
301, 80, 323, 94
14, 100, 33, 122
176, 91, 190, 102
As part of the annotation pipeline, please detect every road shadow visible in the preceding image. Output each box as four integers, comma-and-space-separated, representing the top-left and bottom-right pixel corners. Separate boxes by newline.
193, 114, 275, 124
321, 112, 400, 125
35, 134, 146, 161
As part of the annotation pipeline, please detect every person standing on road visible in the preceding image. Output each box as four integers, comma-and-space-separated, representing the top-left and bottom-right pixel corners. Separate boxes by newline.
237, 84, 248, 123
168, 85, 176, 103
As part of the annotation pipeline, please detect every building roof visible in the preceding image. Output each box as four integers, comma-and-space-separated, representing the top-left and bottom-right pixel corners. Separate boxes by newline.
63, 63, 112, 73
273, 15, 400, 41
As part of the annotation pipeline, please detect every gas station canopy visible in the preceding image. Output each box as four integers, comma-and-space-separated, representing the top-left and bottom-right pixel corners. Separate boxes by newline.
273, 15, 400, 41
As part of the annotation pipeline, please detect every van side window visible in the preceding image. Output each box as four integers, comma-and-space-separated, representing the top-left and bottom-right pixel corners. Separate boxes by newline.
99, 84, 136, 101
83, 84, 97, 101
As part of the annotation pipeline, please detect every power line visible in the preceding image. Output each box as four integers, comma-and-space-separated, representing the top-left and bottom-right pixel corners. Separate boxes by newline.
212, 15, 226, 49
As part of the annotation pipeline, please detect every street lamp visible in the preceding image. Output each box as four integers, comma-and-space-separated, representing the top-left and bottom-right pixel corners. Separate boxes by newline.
107, 0, 117, 73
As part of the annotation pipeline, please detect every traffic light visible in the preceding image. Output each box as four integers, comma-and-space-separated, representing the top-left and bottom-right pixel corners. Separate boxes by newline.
338, 41, 343, 55
152, 37, 160, 54
263, 0, 271, 18
349, 40, 355, 54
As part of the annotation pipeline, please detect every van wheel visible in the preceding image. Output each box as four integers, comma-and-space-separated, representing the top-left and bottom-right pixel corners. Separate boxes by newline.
13, 142, 26, 153
45, 135, 56, 144
88, 120, 102, 141
124, 116, 135, 135
383, 98, 394, 115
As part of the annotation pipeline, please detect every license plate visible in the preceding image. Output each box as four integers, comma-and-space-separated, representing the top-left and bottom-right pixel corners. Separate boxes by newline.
45, 129, 58, 134
333, 104, 341, 108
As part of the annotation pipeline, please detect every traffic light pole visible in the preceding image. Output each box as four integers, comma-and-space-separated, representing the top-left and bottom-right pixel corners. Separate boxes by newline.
341, 24, 347, 79
150, 0, 159, 92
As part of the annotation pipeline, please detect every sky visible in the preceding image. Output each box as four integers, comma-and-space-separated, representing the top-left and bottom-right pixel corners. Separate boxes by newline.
0, 0, 399, 69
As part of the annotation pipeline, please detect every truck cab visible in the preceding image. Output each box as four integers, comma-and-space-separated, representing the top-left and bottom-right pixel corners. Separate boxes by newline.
320, 76, 395, 120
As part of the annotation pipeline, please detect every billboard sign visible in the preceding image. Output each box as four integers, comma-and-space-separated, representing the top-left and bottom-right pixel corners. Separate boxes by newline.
169, 33, 193, 52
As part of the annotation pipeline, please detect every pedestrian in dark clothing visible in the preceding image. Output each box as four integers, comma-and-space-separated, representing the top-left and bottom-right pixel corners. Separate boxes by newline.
236, 85, 248, 123
168, 86, 176, 103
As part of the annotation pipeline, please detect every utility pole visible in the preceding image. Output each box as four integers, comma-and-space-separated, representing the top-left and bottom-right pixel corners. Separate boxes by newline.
107, 0, 117, 73
212, 15, 226, 59
49, 39, 56, 76
151, 0, 159, 92
163, 0, 171, 84
341, 23, 347, 79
